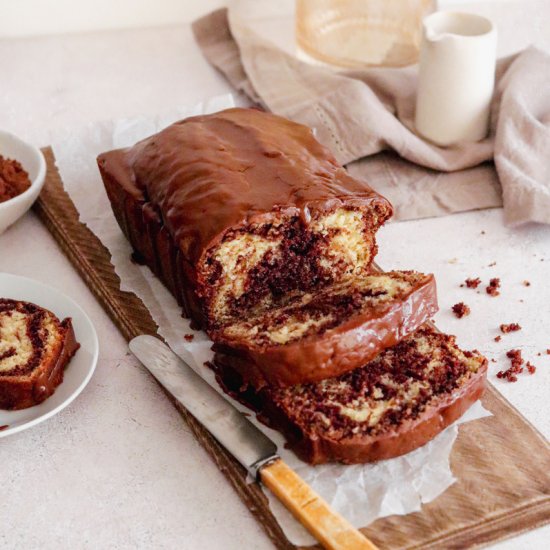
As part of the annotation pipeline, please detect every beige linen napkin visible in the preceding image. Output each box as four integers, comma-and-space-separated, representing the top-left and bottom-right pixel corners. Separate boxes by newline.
494, 48, 550, 225
193, 8, 550, 225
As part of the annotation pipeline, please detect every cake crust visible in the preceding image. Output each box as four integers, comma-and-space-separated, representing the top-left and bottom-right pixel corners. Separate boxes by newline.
213, 271, 438, 388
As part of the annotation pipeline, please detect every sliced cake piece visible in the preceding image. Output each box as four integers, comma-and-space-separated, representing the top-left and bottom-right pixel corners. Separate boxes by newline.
0, 299, 80, 410
213, 325, 487, 465
212, 271, 438, 388
98, 108, 392, 329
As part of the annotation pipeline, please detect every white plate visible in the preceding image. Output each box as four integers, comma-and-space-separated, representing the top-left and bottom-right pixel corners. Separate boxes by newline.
0, 273, 98, 437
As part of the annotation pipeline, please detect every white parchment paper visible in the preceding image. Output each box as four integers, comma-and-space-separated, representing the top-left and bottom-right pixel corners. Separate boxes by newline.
52, 94, 491, 546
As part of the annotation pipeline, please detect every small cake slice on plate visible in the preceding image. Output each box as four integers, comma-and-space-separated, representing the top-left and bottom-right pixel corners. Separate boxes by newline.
213, 325, 487, 464
0, 299, 80, 410
212, 271, 438, 388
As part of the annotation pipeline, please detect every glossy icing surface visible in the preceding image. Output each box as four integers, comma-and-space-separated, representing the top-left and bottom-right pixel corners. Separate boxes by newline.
98, 108, 391, 264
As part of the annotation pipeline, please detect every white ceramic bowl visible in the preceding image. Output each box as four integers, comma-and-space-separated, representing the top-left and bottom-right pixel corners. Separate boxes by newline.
0, 131, 46, 235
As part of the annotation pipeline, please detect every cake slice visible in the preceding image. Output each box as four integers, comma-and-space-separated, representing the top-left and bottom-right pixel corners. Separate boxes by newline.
213, 325, 487, 465
0, 299, 80, 410
98, 108, 392, 329
212, 271, 438, 388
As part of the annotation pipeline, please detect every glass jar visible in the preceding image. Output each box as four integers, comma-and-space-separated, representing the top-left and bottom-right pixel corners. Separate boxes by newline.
296, 0, 436, 69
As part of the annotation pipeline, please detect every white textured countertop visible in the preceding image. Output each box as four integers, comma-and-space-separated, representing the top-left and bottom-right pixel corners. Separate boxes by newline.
0, 10, 549, 550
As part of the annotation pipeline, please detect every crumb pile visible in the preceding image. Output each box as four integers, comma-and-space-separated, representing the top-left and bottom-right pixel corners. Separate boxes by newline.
500, 323, 521, 333
452, 302, 470, 318
497, 349, 537, 383
464, 277, 481, 289
486, 278, 501, 296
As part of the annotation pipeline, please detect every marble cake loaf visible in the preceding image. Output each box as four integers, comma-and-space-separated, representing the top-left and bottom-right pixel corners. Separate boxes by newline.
97, 108, 392, 331
213, 325, 488, 465
213, 271, 438, 388
0, 299, 80, 410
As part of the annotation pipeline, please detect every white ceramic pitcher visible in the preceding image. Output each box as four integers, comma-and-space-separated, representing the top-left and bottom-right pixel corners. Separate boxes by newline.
415, 11, 497, 147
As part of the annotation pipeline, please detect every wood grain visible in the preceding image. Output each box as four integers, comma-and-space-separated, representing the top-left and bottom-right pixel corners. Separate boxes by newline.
34, 147, 550, 549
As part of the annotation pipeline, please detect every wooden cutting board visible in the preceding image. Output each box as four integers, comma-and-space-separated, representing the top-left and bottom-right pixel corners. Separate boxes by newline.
34, 148, 550, 549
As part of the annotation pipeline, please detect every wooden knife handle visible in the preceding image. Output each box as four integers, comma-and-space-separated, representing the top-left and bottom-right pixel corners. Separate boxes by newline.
260, 458, 378, 550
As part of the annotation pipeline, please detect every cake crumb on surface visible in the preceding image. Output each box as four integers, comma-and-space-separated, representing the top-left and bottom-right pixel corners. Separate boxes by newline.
464, 277, 481, 289
184, 334, 195, 342
507, 349, 523, 364
488, 262, 497, 267
486, 278, 501, 296
523, 280, 531, 287
526, 362, 536, 374
452, 302, 470, 318
494, 335, 502, 342
497, 349, 524, 382
500, 323, 521, 333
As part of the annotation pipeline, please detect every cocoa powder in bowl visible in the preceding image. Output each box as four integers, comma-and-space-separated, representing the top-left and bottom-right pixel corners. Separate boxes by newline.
0, 155, 31, 203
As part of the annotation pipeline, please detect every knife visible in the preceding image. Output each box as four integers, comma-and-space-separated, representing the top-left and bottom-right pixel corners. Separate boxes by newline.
130, 335, 378, 550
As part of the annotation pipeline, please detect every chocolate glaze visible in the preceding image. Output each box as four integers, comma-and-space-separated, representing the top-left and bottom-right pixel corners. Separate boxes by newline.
0, 307, 80, 411
213, 331, 488, 465
213, 273, 438, 388
97, 108, 392, 328
32, 319, 80, 407
98, 108, 391, 264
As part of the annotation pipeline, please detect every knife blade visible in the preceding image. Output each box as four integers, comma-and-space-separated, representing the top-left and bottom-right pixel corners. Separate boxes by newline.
130, 335, 378, 550
129, 334, 277, 478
